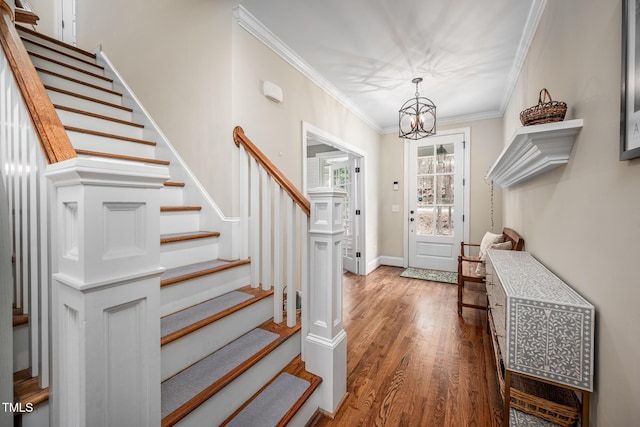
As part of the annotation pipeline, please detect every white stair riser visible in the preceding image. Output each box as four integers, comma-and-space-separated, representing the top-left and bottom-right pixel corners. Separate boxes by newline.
160, 263, 250, 316
22, 40, 101, 74
29, 55, 112, 90
16, 401, 49, 427
37, 72, 122, 105
13, 323, 29, 372
287, 386, 321, 427
46, 89, 132, 122
67, 130, 156, 159
17, 31, 97, 64
160, 238, 219, 270
161, 296, 273, 381
159, 186, 185, 206
160, 211, 201, 235
174, 332, 301, 427
56, 109, 144, 140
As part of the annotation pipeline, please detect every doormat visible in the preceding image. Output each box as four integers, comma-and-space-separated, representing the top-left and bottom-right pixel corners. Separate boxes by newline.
400, 268, 457, 284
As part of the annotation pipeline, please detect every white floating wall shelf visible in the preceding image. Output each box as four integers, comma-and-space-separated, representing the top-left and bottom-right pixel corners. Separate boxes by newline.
487, 119, 583, 188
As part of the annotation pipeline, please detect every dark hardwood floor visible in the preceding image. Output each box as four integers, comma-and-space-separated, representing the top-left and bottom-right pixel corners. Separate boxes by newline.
311, 265, 503, 427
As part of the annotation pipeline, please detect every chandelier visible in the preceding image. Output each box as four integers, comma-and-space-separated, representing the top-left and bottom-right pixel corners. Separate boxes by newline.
398, 77, 436, 139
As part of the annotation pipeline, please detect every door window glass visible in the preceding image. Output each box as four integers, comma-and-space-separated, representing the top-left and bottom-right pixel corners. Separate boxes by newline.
416, 143, 455, 236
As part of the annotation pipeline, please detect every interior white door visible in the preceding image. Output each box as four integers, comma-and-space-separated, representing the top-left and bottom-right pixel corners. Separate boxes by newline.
331, 158, 357, 274
408, 133, 464, 272
60, 0, 76, 45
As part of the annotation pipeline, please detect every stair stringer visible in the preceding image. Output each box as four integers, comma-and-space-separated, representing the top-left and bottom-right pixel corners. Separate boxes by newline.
94, 49, 240, 260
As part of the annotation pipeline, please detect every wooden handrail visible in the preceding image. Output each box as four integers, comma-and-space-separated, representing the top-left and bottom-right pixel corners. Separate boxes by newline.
15, 8, 39, 26
0, 5, 76, 164
233, 126, 310, 217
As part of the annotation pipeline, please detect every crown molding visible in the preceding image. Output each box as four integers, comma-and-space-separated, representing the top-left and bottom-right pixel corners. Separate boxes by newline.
499, 0, 548, 116
234, 2, 547, 137
233, 5, 382, 133
380, 109, 503, 134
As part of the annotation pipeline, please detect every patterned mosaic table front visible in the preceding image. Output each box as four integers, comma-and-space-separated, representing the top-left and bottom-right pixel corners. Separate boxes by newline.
487, 250, 595, 392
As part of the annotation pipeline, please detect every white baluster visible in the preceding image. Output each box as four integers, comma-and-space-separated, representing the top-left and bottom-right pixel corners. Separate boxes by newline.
301, 215, 309, 360
261, 169, 271, 291
28, 130, 39, 377
273, 186, 283, 324
0, 59, 7, 189
38, 158, 50, 389
249, 157, 260, 288
20, 107, 29, 320
286, 198, 296, 327
12, 86, 22, 310
239, 147, 249, 260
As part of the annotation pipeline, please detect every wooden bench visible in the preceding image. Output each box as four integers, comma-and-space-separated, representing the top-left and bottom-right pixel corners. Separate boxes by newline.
457, 227, 524, 315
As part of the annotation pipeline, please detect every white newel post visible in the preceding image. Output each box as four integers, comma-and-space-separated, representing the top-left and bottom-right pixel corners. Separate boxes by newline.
46, 158, 169, 427
305, 188, 347, 415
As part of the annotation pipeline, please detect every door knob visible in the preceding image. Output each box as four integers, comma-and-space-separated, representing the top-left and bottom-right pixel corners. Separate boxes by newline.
410, 218, 415, 222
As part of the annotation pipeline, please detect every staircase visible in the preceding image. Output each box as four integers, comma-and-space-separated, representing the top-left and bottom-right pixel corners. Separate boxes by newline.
8, 25, 324, 426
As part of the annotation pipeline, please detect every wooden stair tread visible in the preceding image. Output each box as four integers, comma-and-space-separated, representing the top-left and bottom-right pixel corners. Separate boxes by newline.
21, 37, 103, 70
75, 149, 169, 165
13, 370, 49, 407
161, 318, 301, 427
221, 356, 322, 427
161, 258, 250, 287
161, 285, 273, 346
35, 67, 122, 96
16, 25, 96, 59
160, 206, 201, 212
46, 85, 132, 112
55, 104, 144, 128
28, 50, 111, 82
13, 311, 28, 327
160, 231, 220, 244
164, 181, 185, 187
65, 126, 156, 146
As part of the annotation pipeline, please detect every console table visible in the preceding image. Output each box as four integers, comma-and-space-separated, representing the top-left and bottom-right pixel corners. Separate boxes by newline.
485, 250, 595, 426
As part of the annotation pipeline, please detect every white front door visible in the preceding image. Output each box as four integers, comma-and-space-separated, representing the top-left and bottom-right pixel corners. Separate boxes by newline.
408, 133, 464, 272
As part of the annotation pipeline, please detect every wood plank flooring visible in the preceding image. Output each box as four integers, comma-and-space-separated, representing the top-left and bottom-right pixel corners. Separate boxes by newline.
311, 266, 503, 427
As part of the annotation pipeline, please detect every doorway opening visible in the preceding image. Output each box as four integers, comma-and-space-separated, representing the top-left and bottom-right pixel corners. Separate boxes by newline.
57, 0, 76, 46
404, 128, 470, 272
302, 122, 365, 275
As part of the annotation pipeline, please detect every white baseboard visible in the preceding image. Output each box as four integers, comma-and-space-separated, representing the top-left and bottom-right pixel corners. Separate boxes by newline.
379, 256, 404, 267
366, 256, 404, 274
366, 257, 380, 275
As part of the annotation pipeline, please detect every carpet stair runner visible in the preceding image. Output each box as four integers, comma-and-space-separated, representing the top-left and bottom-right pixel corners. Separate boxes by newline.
161, 318, 302, 426
12, 23, 322, 427
160, 285, 271, 345
222, 357, 321, 427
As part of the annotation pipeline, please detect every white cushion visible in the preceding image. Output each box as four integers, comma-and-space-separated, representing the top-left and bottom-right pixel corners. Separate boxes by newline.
476, 240, 512, 277
478, 231, 505, 260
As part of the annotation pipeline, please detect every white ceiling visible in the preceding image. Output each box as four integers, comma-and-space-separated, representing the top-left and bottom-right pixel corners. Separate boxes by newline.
237, 0, 546, 133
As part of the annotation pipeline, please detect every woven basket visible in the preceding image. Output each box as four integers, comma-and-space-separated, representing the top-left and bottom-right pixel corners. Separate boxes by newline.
520, 88, 567, 126
488, 313, 580, 426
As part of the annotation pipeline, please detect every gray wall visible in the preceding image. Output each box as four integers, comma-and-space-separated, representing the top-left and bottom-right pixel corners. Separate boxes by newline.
502, 1, 639, 424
